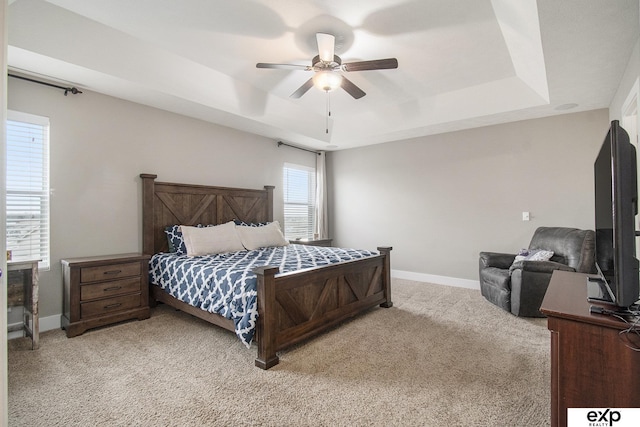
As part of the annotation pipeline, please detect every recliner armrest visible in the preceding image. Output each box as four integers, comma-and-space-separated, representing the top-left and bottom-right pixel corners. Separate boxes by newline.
511, 260, 576, 274
479, 252, 516, 270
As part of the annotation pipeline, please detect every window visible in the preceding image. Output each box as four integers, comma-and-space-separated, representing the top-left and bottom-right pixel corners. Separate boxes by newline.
6, 111, 50, 269
283, 163, 316, 240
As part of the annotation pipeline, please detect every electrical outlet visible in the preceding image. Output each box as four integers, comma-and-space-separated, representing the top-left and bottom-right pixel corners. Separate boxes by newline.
522, 211, 530, 221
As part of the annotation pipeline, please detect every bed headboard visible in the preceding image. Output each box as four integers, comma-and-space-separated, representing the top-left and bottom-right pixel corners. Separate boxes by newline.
140, 174, 274, 255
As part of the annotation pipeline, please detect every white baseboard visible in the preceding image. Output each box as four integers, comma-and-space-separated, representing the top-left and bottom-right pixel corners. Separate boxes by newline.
392, 269, 480, 290
8, 314, 61, 340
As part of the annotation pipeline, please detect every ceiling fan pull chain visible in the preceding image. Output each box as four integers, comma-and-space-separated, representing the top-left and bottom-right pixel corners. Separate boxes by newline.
326, 91, 330, 134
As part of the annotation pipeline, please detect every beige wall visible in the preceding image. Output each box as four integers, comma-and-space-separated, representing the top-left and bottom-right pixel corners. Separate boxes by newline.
7, 77, 316, 321
327, 109, 610, 283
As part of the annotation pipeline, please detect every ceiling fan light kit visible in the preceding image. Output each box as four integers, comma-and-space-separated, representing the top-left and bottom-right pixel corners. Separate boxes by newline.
312, 71, 342, 92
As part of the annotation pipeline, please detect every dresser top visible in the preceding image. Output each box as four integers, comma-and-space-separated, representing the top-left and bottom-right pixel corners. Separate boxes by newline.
61, 253, 150, 267
541, 270, 631, 330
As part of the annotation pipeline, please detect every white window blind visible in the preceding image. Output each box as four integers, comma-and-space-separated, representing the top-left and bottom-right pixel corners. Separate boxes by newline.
283, 163, 316, 240
6, 110, 51, 269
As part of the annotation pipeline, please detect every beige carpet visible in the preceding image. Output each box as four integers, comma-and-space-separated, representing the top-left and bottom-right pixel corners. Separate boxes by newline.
8, 279, 550, 426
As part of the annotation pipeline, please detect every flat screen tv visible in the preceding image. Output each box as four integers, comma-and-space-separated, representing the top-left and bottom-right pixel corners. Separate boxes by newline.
592, 120, 639, 308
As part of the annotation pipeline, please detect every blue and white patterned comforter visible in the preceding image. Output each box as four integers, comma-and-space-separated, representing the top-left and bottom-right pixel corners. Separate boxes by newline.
149, 244, 379, 347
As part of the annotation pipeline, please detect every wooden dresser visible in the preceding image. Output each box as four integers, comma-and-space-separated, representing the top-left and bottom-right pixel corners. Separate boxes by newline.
61, 253, 151, 337
540, 270, 640, 427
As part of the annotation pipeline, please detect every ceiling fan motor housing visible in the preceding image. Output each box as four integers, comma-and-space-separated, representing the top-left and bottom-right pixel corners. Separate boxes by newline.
312, 54, 342, 70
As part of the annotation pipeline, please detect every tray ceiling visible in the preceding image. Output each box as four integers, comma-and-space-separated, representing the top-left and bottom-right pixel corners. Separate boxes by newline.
7, 0, 639, 150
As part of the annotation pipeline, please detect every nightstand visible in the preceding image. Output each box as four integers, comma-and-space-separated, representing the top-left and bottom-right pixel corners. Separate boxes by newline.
289, 238, 333, 247
61, 253, 151, 337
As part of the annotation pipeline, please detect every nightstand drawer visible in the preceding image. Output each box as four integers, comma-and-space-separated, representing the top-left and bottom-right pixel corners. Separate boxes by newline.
80, 262, 141, 283
80, 277, 142, 301
81, 293, 142, 319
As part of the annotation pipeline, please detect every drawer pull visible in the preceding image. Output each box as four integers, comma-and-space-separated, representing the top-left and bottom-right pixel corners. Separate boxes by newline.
103, 270, 122, 276
103, 286, 122, 292
104, 303, 122, 309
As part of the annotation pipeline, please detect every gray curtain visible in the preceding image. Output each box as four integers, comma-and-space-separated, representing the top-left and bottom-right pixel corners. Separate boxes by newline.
314, 151, 328, 239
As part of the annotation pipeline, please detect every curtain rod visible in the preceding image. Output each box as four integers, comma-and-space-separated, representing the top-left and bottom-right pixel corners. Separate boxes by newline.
8, 73, 83, 96
277, 141, 321, 155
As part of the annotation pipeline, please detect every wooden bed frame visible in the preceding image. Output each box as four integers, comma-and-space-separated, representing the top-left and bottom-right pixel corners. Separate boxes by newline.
140, 173, 392, 369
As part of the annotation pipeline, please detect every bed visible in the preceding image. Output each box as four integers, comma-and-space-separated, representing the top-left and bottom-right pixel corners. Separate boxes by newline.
140, 173, 392, 369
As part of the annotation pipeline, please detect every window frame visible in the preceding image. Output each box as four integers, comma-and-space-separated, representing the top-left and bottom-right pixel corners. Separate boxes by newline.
283, 163, 316, 240
6, 110, 51, 270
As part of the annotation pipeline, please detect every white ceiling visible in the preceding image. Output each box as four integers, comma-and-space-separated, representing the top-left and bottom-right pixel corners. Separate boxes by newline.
6, 0, 639, 151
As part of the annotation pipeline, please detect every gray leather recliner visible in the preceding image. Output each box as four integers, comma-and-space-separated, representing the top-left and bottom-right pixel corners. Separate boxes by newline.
479, 227, 596, 317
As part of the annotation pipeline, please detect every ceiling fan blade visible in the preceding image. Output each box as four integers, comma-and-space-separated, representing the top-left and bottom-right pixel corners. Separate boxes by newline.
290, 78, 315, 99
316, 33, 335, 63
256, 63, 311, 71
341, 76, 366, 99
342, 58, 398, 72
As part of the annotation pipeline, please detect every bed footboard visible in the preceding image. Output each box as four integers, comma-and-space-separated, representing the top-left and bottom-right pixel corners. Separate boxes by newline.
254, 246, 392, 369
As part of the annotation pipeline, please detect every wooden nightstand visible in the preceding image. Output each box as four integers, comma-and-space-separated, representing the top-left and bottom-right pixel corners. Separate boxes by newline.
61, 253, 151, 337
289, 238, 333, 247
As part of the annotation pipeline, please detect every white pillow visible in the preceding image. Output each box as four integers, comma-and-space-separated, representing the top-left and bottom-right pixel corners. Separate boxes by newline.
509, 249, 555, 273
236, 220, 289, 250
513, 249, 554, 263
180, 221, 244, 256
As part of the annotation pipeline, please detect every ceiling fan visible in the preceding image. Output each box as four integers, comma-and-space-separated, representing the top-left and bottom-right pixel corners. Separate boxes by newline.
256, 33, 398, 100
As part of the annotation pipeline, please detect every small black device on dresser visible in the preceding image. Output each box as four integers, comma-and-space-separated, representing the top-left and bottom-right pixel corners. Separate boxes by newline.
61, 253, 151, 337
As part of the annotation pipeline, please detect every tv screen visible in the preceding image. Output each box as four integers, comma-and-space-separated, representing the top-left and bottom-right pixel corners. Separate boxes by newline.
593, 120, 639, 308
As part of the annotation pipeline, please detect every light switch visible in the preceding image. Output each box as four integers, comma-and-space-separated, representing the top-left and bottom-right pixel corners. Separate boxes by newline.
522, 211, 530, 221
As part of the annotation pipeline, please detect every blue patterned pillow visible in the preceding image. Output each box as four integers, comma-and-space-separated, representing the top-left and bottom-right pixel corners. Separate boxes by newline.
233, 219, 270, 227
165, 225, 186, 254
